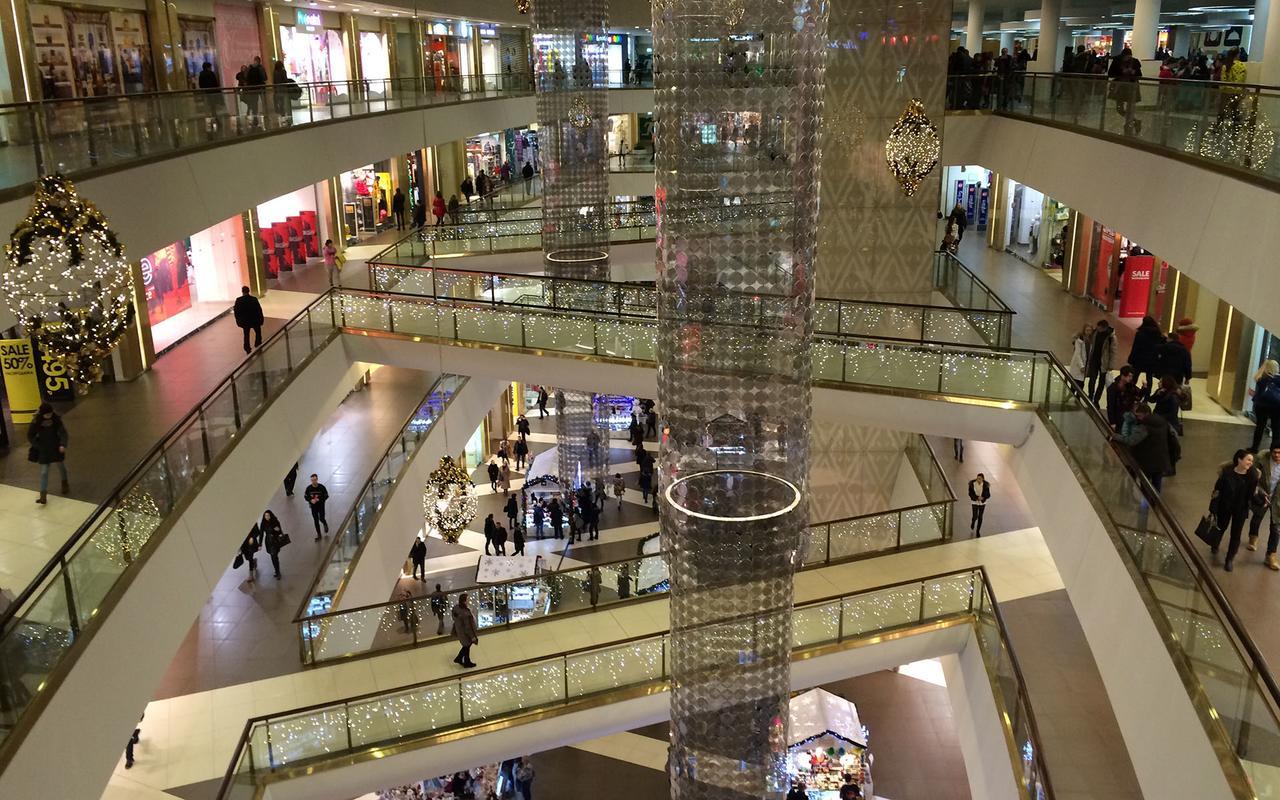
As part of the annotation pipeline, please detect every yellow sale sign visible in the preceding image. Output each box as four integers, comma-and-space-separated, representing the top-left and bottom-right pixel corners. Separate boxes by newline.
0, 338, 42, 423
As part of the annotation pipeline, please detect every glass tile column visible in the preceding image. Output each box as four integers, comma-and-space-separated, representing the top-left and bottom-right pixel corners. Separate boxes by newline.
652, 0, 828, 796
533, 0, 612, 494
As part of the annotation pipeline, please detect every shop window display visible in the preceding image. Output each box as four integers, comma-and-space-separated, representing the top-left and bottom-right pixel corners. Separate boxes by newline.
29, 3, 155, 98
180, 17, 218, 89
359, 31, 391, 91
339, 165, 392, 242
143, 216, 249, 352
141, 241, 193, 327
257, 187, 321, 277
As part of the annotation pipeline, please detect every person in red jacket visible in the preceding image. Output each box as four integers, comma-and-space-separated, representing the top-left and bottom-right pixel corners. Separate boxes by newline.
431, 190, 447, 226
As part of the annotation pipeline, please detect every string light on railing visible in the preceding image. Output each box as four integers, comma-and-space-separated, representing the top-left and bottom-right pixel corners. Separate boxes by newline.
3, 175, 135, 393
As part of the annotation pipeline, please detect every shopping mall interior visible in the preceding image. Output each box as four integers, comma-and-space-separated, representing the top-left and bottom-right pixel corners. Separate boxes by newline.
0, 0, 1279, 798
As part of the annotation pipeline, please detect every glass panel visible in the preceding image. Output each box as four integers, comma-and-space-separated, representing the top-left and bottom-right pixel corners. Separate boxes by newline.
841, 583, 922, 635
828, 514, 897, 559
347, 682, 463, 747
461, 659, 565, 719
266, 706, 349, 765
922, 571, 976, 618
566, 637, 664, 696
900, 505, 946, 546
792, 601, 841, 647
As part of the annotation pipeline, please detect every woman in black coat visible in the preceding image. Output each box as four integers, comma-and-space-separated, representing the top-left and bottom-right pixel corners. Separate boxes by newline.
1127, 315, 1165, 398
27, 403, 69, 504
1213, 450, 1261, 571
239, 529, 262, 578
260, 510, 287, 578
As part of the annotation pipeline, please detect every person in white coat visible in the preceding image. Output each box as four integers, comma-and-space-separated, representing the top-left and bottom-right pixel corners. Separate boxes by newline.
1068, 323, 1093, 389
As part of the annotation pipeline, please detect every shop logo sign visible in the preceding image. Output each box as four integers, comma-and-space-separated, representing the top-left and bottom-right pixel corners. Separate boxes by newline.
296, 9, 322, 28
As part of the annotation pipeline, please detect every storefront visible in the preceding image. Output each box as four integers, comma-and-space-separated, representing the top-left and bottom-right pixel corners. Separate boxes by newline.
465, 131, 505, 180
607, 113, 634, 158
256, 185, 322, 278
279, 10, 348, 99
1001, 179, 1070, 271
337, 163, 392, 243
422, 20, 470, 88
142, 215, 249, 352
358, 30, 391, 89
786, 688, 874, 799
29, 1, 156, 98
939, 165, 991, 243
179, 16, 217, 89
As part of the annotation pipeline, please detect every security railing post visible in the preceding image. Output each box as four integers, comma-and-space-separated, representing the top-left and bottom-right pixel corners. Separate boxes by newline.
60, 556, 81, 636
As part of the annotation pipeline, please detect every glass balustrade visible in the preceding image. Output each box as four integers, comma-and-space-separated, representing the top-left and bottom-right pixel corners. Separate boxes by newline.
294, 375, 467, 627
222, 569, 1053, 800
299, 435, 954, 666
0, 300, 339, 748
946, 73, 1280, 184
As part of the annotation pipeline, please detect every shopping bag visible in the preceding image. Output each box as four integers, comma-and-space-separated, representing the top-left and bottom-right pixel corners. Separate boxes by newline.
1194, 514, 1224, 549
233, 553, 245, 570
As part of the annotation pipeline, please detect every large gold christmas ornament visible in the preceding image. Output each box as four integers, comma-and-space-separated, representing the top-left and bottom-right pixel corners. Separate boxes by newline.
568, 95, 593, 129
424, 456, 478, 543
884, 98, 941, 197
3, 175, 134, 393
515, 0, 530, 13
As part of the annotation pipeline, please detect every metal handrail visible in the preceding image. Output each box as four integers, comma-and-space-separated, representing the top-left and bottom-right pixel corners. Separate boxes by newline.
217, 567, 1055, 800
290, 374, 468, 623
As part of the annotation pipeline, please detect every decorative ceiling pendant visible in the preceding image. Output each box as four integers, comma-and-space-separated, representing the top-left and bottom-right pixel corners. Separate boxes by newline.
3, 174, 134, 393
424, 455, 478, 544
514, 0, 530, 14
568, 95, 593, 129
884, 98, 940, 197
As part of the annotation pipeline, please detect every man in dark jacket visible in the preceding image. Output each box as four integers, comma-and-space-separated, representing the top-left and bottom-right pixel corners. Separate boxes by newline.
1127, 316, 1165, 398
233, 286, 264, 353
392, 188, 406, 231
409, 536, 428, 580
243, 56, 268, 122
302, 473, 329, 539
1156, 336, 1193, 385
1086, 320, 1116, 403
1115, 403, 1173, 492
1106, 366, 1137, 430
198, 62, 222, 123
28, 403, 69, 503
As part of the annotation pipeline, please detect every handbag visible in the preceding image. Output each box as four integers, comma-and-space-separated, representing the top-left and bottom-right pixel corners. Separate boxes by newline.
279, 533, 291, 547
233, 553, 245, 569
1177, 384, 1193, 411
27, 446, 38, 463
1194, 512, 1225, 549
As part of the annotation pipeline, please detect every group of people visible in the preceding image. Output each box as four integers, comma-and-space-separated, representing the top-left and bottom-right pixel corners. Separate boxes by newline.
232, 469, 329, 580
420, 162, 537, 229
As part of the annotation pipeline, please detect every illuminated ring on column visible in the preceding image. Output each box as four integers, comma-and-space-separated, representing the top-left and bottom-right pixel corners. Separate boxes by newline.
664, 469, 801, 523
546, 248, 609, 266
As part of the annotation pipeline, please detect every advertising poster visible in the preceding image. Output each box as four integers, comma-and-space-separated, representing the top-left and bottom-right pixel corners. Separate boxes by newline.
181, 17, 218, 88
65, 8, 116, 97
954, 180, 964, 212
965, 183, 977, 223
977, 187, 990, 231
141, 240, 194, 326
1119, 254, 1155, 318
110, 11, 153, 93
34, 339, 75, 401
1091, 226, 1116, 306
0, 339, 42, 423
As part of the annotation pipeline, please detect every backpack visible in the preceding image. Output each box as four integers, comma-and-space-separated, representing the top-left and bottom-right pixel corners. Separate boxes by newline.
1262, 377, 1280, 408
1177, 383, 1193, 411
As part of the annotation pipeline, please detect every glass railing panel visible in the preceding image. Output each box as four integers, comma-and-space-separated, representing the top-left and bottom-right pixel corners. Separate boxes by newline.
827, 514, 897, 559
541, 571, 595, 617
812, 340, 844, 382
566, 637, 665, 696
843, 342, 941, 392
66, 515, 134, 623
922, 571, 975, 618
800, 525, 829, 565
837, 303, 924, 342
939, 350, 1034, 401
461, 658, 565, 720
266, 706, 350, 766
337, 294, 391, 331
841, 583, 922, 635
348, 682, 463, 749
900, 504, 947, 546
791, 600, 842, 647
453, 306, 523, 347
596, 318, 657, 361
0, 573, 75, 720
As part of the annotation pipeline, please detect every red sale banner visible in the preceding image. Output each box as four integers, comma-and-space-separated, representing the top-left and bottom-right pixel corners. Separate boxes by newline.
1119, 254, 1155, 318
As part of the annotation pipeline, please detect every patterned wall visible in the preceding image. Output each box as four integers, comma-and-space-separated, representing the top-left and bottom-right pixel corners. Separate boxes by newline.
818, 0, 950, 302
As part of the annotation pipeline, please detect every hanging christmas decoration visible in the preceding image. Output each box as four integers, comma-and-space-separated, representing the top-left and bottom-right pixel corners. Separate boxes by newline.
884, 98, 940, 197
424, 455, 477, 543
515, 0, 531, 13
568, 95, 594, 130
1185, 112, 1277, 172
3, 175, 135, 393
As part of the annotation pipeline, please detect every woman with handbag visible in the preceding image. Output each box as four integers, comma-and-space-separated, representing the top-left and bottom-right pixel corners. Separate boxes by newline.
27, 403, 69, 505
260, 510, 288, 579
1213, 450, 1260, 572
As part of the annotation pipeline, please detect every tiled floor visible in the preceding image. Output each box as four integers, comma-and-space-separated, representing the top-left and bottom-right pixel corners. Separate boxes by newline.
0, 484, 98, 594
150, 366, 438, 699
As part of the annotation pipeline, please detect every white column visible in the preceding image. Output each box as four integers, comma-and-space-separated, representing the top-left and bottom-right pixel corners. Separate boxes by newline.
999, 31, 1014, 52
1131, 0, 1161, 59
1031, 0, 1060, 72
1262, 0, 1280, 85
1253, 0, 1271, 63
967, 0, 986, 52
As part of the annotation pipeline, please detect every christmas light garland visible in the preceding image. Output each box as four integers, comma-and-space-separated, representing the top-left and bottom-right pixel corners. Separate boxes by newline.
423, 456, 477, 543
884, 99, 941, 198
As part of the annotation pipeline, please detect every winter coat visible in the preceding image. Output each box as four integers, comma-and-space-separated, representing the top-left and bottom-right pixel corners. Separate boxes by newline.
27, 412, 68, 464
262, 519, 286, 554
1067, 336, 1090, 381
1087, 328, 1115, 374
233, 294, 264, 328
451, 603, 479, 645
1127, 325, 1164, 372
1155, 339, 1192, 384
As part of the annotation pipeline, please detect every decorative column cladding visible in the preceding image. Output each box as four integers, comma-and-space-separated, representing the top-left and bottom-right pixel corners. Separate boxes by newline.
652, 0, 827, 796
818, 0, 950, 301
534, 0, 611, 492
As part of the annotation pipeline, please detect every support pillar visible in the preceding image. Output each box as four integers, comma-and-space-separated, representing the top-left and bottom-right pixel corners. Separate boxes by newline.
967, 0, 986, 53
1031, 0, 1060, 72
999, 31, 1015, 52
1131, 0, 1160, 59
256, 3, 282, 66
1, 0, 39, 102
1262, 0, 1280, 85
654, 0, 827, 796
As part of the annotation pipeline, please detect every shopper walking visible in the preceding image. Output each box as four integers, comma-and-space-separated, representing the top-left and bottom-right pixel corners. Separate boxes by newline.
549, 497, 564, 539
536, 386, 549, 417
1068, 324, 1093, 389
283, 461, 299, 497
501, 463, 512, 496
1114, 403, 1173, 493
1106, 366, 1138, 431
413, 192, 427, 229
512, 524, 525, 556
612, 473, 626, 510
397, 589, 418, 634
617, 563, 632, 599
945, 202, 968, 243
447, 194, 461, 225
1127, 315, 1164, 398
451, 593, 479, 667
1156, 333, 1193, 386
532, 500, 545, 539
968, 473, 991, 536
587, 566, 602, 606
238, 528, 261, 579
476, 170, 490, 201
582, 498, 600, 540
639, 460, 654, 504
260, 510, 288, 578
486, 460, 501, 492
484, 513, 497, 555
514, 437, 529, 471
303, 474, 330, 539
460, 175, 474, 204
322, 239, 339, 286
432, 191, 447, 226
243, 56, 267, 125
271, 60, 291, 121
125, 718, 142, 769
504, 495, 519, 531
517, 413, 531, 439
410, 536, 428, 580
1250, 360, 1280, 452
429, 583, 447, 634
198, 62, 223, 127
27, 403, 69, 504
1085, 320, 1116, 403
233, 286, 264, 353
1213, 449, 1261, 571
392, 187, 406, 230
522, 161, 535, 194
1258, 447, 1280, 570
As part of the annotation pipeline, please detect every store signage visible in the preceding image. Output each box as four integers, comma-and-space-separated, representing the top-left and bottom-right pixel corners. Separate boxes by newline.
479, 25, 498, 38
34, 338, 74, 401
581, 33, 623, 44
977, 186, 989, 231
954, 179, 964, 212
1120, 255, 1155, 318
296, 9, 322, 28
0, 338, 41, 423
965, 183, 977, 224
1092, 226, 1116, 305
